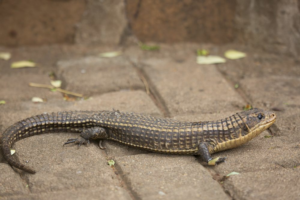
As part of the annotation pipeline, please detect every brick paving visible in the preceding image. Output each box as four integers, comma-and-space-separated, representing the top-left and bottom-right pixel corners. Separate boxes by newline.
0, 44, 299, 200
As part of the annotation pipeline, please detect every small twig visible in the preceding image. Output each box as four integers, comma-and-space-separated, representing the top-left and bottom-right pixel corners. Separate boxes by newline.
29, 82, 83, 97
29, 83, 53, 89
56, 88, 83, 97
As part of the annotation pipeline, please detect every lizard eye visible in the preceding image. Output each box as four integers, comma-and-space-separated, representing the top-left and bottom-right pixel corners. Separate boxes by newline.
257, 113, 263, 120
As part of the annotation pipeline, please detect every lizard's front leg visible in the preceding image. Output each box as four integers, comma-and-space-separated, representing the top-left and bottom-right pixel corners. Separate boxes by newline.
198, 142, 226, 165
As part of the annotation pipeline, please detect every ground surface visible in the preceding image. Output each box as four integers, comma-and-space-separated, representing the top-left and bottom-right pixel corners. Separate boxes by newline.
0, 44, 299, 200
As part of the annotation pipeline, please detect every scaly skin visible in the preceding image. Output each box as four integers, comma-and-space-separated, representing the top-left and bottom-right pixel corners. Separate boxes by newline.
1, 108, 276, 174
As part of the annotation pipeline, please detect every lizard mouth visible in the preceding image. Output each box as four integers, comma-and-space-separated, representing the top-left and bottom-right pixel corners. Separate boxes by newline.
265, 112, 276, 125
259, 112, 277, 130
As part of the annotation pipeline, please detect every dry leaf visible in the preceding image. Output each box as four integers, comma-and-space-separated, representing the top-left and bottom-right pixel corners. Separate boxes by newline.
107, 160, 115, 166
99, 51, 122, 58
32, 97, 44, 103
10, 149, 16, 155
225, 50, 246, 60
197, 56, 226, 64
0, 52, 11, 60
50, 80, 62, 88
226, 172, 240, 177
11, 61, 36, 68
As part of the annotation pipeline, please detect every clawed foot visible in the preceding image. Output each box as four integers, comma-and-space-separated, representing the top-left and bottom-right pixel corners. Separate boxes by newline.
98, 140, 106, 150
208, 157, 226, 166
63, 137, 90, 147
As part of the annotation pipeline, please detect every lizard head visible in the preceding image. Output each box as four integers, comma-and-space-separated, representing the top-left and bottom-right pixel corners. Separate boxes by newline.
212, 108, 277, 153
237, 108, 277, 135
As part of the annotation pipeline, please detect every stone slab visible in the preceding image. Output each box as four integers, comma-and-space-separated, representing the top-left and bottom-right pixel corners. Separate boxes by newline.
213, 136, 300, 174
57, 56, 144, 96
142, 57, 244, 116
0, 73, 63, 102
2, 187, 131, 200
15, 134, 118, 193
104, 140, 149, 158
0, 163, 27, 196
240, 76, 300, 109
224, 169, 300, 200
116, 154, 230, 200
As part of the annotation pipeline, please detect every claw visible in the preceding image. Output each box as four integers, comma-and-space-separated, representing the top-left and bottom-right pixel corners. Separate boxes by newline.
63, 137, 89, 147
216, 157, 226, 164
63, 138, 78, 146
99, 140, 106, 150
208, 157, 226, 166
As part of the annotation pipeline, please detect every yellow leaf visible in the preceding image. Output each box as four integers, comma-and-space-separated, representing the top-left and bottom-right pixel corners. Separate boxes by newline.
99, 51, 122, 58
226, 172, 240, 177
50, 80, 62, 88
107, 160, 115, 166
32, 97, 44, 103
0, 100, 6, 105
10, 149, 16, 155
11, 61, 36, 68
197, 56, 226, 65
224, 50, 246, 60
0, 52, 11, 60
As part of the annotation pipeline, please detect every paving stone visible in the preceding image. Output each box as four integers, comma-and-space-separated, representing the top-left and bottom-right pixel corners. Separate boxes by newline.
142, 57, 244, 116
224, 169, 300, 200
2, 187, 131, 200
0, 163, 27, 196
240, 76, 300, 109
104, 140, 149, 158
213, 137, 300, 174
116, 154, 230, 200
57, 56, 144, 96
0, 73, 62, 102
65, 90, 161, 117
14, 134, 121, 193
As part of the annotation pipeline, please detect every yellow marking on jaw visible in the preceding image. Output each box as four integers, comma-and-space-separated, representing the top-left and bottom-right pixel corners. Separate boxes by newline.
213, 121, 273, 153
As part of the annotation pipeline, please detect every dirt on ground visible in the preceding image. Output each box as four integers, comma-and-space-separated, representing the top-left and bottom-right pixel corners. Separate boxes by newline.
0, 43, 299, 200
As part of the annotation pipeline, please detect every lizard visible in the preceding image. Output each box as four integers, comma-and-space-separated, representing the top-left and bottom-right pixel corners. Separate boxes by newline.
1, 108, 276, 174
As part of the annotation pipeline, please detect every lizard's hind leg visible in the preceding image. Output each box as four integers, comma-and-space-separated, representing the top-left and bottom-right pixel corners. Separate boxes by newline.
64, 127, 108, 147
